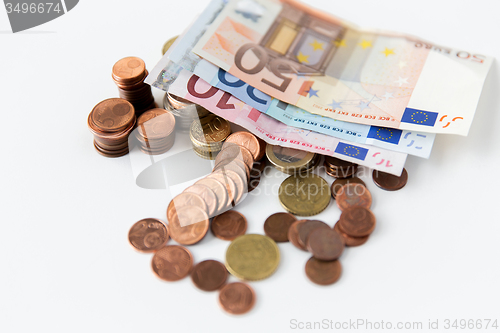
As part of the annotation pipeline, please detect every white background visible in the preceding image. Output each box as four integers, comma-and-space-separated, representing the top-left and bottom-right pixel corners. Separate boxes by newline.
1, 1, 499, 332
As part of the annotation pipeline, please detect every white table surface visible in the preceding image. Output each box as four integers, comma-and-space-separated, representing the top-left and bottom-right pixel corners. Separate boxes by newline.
1, 1, 499, 332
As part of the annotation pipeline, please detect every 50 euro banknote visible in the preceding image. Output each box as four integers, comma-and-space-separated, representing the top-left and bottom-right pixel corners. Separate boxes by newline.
148, 60, 407, 175
147, 0, 435, 158
190, 0, 493, 135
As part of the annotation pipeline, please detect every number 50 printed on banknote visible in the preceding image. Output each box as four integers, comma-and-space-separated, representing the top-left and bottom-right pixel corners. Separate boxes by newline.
192, 0, 493, 135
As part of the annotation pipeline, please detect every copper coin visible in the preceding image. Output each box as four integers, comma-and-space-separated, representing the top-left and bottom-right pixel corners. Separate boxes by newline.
263, 212, 298, 242
288, 220, 308, 250
168, 206, 209, 245
183, 184, 218, 218
195, 178, 228, 214
137, 108, 175, 140
333, 222, 369, 247
324, 156, 358, 179
305, 257, 342, 285
211, 211, 247, 241
255, 136, 267, 161
215, 158, 250, 182
151, 245, 193, 281
207, 171, 237, 209
248, 176, 261, 192
224, 131, 261, 161
167, 192, 208, 222
191, 260, 228, 291
336, 183, 372, 211
306, 228, 345, 261
89, 98, 135, 133
128, 218, 169, 252
331, 177, 366, 199
112, 57, 146, 84
372, 168, 408, 191
339, 206, 376, 237
298, 220, 330, 249
212, 169, 247, 205
216, 143, 255, 171
218, 282, 255, 315
250, 158, 267, 178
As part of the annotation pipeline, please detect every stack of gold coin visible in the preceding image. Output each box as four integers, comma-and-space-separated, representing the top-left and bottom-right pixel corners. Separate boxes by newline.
266, 144, 320, 174
135, 108, 176, 155
164, 92, 210, 132
112, 57, 156, 116
87, 98, 136, 158
190, 114, 231, 159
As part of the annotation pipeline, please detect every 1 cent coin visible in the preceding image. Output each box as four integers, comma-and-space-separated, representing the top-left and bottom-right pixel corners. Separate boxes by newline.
305, 257, 342, 285
128, 218, 169, 252
151, 245, 193, 281
372, 168, 408, 191
336, 183, 372, 211
297, 220, 330, 249
211, 211, 247, 241
218, 282, 255, 315
333, 222, 369, 247
191, 260, 228, 291
306, 228, 345, 261
338, 206, 376, 237
263, 212, 297, 242
168, 206, 209, 245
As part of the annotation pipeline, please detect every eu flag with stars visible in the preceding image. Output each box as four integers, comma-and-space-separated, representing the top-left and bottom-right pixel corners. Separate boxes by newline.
401, 108, 438, 127
367, 126, 402, 145
335, 142, 368, 161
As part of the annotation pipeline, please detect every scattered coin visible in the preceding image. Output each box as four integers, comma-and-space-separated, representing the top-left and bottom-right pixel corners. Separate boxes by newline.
128, 218, 169, 252
217, 143, 255, 171
152, 245, 193, 282
214, 158, 250, 182
162, 36, 178, 55
297, 220, 330, 249
218, 282, 256, 315
333, 222, 369, 247
279, 174, 331, 216
263, 212, 298, 242
224, 131, 261, 161
183, 184, 218, 218
207, 171, 237, 209
191, 260, 228, 292
168, 206, 209, 245
372, 168, 408, 191
225, 234, 280, 281
288, 220, 308, 251
331, 177, 366, 199
305, 257, 342, 286
306, 228, 345, 261
336, 183, 372, 211
211, 210, 247, 241
214, 169, 246, 205
338, 206, 376, 237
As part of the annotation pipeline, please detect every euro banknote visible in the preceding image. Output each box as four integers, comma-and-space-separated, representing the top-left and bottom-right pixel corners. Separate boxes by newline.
190, 0, 493, 135
147, 59, 407, 175
147, 0, 435, 158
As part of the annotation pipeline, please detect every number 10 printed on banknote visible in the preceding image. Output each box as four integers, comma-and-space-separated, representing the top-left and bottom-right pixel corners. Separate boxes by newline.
192, 0, 493, 135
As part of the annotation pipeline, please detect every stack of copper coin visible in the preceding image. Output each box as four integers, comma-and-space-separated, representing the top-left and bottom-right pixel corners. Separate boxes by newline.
266, 144, 320, 174
164, 92, 210, 132
190, 114, 231, 159
135, 108, 176, 155
324, 156, 358, 178
112, 57, 155, 116
87, 98, 136, 158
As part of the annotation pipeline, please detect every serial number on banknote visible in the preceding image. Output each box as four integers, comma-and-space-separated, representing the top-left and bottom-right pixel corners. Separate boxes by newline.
5, 2, 62, 14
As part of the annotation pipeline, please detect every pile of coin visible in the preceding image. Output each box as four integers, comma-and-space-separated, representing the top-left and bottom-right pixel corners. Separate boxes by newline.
87, 98, 136, 158
112, 57, 156, 116
190, 114, 231, 159
135, 108, 176, 155
266, 144, 320, 174
324, 156, 358, 178
164, 92, 211, 132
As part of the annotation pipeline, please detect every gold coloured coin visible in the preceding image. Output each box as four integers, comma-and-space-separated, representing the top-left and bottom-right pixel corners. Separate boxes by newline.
278, 174, 331, 216
225, 234, 280, 281
162, 36, 178, 55
266, 144, 316, 174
